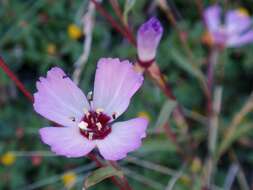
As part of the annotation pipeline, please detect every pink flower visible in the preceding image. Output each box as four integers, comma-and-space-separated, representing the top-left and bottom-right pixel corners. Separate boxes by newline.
137, 17, 163, 67
204, 5, 253, 47
34, 58, 148, 160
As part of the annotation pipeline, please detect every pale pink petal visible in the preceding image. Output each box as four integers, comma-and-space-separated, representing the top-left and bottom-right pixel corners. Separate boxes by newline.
39, 126, 95, 157
34, 67, 89, 127
225, 9, 251, 34
96, 118, 148, 160
227, 30, 253, 47
204, 5, 221, 32
93, 58, 143, 118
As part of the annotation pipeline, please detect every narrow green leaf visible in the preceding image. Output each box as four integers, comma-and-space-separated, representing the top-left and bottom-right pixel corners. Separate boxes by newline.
123, 0, 136, 23
217, 124, 253, 157
154, 99, 177, 130
169, 48, 205, 81
84, 166, 123, 189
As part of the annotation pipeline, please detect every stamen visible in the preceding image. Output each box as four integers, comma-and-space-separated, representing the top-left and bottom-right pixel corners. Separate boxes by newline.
69, 116, 76, 122
87, 91, 93, 101
112, 112, 117, 119
96, 108, 104, 114
83, 108, 90, 117
96, 122, 102, 130
78, 121, 89, 130
88, 132, 93, 140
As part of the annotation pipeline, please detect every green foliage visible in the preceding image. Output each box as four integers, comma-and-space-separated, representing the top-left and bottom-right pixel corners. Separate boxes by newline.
1, 0, 253, 190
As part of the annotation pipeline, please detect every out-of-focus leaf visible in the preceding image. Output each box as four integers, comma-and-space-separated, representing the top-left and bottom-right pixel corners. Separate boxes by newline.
123, 0, 136, 23
84, 166, 123, 189
139, 135, 177, 153
154, 99, 177, 129
218, 124, 253, 157
169, 48, 205, 82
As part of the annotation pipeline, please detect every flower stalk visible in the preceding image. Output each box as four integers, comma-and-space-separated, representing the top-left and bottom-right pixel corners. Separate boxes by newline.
0, 57, 33, 102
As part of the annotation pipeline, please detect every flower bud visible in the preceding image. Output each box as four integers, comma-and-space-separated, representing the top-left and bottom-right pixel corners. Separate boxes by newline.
137, 17, 163, 67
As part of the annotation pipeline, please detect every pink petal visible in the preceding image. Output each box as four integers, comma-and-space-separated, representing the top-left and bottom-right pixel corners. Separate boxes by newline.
96, 118, 148, 160
39, 127, 95, 157
204, 5, 221, 32
34, 67, 89, 127
225, 10, 251, 34
93, 58, 143, 118
227, 30, 253, 47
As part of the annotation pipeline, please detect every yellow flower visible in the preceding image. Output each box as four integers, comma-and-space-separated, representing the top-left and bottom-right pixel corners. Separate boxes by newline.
237, 8, 249, 17
137, 111, 151, 121
179, 175, 191, 186
62, 172, 77, 188
68, 24, 82, 40
1, 152, 16, 166
46, 43, 56, 55
190, 157, 202, 173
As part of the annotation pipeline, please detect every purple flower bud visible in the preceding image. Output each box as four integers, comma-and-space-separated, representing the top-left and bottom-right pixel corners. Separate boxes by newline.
137, 17, 163, 65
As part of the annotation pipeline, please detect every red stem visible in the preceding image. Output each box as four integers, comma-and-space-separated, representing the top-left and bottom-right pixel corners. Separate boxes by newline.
90, 0, 136, 46
88, 153, 127, 190
109, 161, 133, 190
109, 0, 136, 46
0, 57, 34, 102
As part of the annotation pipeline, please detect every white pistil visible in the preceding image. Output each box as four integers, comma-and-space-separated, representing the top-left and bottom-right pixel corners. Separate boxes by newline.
87, 91, 93, 101
96, 108, 104, 114
96, 122, 102, 131
88, 132, 93, 140
78, 121, 89, 131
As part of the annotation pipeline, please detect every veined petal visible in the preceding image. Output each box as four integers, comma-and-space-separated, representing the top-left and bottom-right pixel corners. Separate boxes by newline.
34, 67, 89, 127
93, 58, 143, 118
227, 30, 253, 47
96, 118, 148, 160
39, 127, 95, 157
204, 5, 221, 32
225, 9, 251, 34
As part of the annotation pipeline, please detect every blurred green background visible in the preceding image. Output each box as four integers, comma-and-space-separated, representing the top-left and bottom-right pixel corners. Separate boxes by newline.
1, 0, 253, 189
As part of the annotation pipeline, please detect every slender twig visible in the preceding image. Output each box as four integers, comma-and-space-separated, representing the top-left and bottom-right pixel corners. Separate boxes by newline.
72, 1, 96, 84
206, 49, 219, 114
223, 163, 239, 190
125, 156, 177, 176
122, 167, 165, 190
109, 0, 135, 45
218, 92, 253, 157
87, 153, 126, 190
204, 86, 222, 189
90, 0, 136, 46
156, 0, 195, 64
0, 57, 33, 102
109, 161, 133, 190
20, 163, 96, 190
165, 166, 184, 190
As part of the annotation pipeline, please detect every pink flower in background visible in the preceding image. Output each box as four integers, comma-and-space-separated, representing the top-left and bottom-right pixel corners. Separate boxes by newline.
34, 58, 148, 160
137, 17, 163, 67
204, 5, 253, 47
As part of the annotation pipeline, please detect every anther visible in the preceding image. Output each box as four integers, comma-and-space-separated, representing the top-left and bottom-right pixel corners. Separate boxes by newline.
88, 132, 93, 140
112, 112, 117, 119
96, 108, 104, 114
83, 108, 90, 117
96, 122, 102, 131
78, 121, 89, 130
87, 91, 93, 101
70, 116, 76, 122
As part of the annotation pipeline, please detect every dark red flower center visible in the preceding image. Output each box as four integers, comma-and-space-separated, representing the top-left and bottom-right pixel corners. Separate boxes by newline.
78, 110, 111, 140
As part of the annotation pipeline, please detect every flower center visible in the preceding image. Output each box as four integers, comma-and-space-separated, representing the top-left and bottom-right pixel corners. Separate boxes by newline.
78, 110, 111, 140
